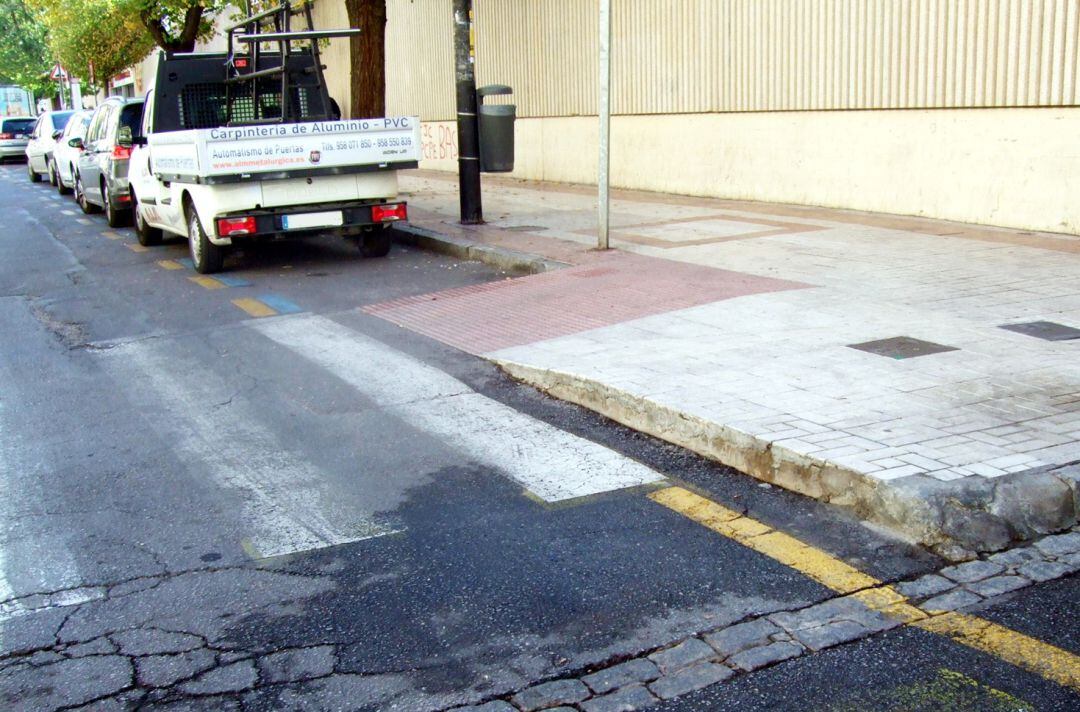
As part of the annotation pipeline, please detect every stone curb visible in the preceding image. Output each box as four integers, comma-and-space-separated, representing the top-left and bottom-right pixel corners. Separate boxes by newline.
492, 360, 1080, 559
449, 530, 1080, 712
391, 223, 570, 275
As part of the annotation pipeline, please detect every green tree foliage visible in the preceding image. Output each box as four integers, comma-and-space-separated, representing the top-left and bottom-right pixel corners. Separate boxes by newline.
31, 0, 155, 88
0, 0, 54, 96
131, 0, 227, 53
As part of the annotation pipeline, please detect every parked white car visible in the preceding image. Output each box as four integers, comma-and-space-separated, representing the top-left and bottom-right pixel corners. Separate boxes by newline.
52, 110, 92, 195
25, 110, 75, 184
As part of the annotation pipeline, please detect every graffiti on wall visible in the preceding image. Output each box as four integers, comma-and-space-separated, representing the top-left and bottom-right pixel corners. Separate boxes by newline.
421, 122, 458, 162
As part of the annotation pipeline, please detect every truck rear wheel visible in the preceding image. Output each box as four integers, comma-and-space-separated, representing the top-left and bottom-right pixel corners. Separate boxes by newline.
133, 192, 162, 246
188, 207, 225, 274
360, 226, 393, 258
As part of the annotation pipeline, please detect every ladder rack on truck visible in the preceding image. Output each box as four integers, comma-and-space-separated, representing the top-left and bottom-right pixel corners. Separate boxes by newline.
223, 1, 358, 126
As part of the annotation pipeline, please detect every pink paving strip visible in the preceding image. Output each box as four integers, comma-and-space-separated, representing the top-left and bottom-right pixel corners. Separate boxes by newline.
363, 251, 810, 354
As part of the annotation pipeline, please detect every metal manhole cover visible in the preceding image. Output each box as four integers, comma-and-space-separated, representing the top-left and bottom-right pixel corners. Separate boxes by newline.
848, 336, 959, 360
999, 321, 1080, 341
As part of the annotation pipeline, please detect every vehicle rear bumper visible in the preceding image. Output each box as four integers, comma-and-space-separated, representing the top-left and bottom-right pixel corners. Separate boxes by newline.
0, 144, 29, 158
214, 200, 407, 241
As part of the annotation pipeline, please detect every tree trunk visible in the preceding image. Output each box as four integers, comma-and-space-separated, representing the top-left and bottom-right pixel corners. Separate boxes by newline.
343, 0, 386, 119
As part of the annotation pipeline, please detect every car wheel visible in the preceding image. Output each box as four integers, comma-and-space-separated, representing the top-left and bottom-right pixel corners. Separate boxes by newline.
47, 160, 58, 186
188, 206, 224, 274
359, 225, 393, 258
104, 184, 129, 228
27, 161, 40, 183
56, 168, 71, 195
133, 193, 162, 246
75, 173, 99, 214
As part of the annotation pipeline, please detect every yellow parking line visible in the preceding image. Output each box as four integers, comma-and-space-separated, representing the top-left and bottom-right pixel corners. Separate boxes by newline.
649, 485, 1080, 691
102, 230, 122, 240
188, 275, 225, 290
76, 218, 91, 225
231, 298, 277, 318
918, 612, 1080, 692
648, 486, 878, 593
157, 260, 184, 270
126, 243, 149, 253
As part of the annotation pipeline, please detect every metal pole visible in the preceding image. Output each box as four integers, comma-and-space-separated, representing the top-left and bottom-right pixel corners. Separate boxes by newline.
453, 0, 483, 224
598, 0, 611, 249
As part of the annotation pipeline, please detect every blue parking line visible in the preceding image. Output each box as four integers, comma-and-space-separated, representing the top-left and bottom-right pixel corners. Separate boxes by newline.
176, 258, 195, 269
257, 294, 303, 314
214, 275, 252, 287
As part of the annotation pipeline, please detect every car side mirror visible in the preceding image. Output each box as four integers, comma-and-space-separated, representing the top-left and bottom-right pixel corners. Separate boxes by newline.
51, 130, 63, 140
68, 137, 84, 149
117, 126, 133, 146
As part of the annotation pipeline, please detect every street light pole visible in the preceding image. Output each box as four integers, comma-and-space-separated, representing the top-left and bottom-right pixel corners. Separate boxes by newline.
598, 0, 612, 249
452, 0, 483, 225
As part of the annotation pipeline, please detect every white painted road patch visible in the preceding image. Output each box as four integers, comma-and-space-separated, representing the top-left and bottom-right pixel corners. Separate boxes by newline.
252, 314, 666, 502
102, 340, 401, 559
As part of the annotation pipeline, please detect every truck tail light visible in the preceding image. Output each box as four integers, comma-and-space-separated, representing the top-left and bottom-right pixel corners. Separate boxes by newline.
0, 133, 12, 140
217, 216, 257, 236
371, 203, 407, 223
112, 144, 131, 160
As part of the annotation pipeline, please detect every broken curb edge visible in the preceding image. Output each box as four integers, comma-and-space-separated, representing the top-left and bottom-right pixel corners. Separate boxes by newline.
493, 359, 1080, 561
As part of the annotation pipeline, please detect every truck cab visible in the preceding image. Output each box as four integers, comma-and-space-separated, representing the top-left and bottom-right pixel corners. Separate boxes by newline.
129, 12, 419, 274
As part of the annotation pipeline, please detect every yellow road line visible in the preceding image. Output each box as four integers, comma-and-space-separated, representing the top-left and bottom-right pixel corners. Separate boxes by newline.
918, 612, 1080, 692
126, 243, 149, 253
157, 260, 183, 270
649, 485, 1080, 691
102, 230, 122, 240
76, 218, 91, 225
649, 486, 878, 593
231, 298, 277, 318
188, 275, 225, 290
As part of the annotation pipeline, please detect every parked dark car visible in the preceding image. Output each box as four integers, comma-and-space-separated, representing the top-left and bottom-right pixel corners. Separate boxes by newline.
0, 116, 37, 163
73, 97, 144, 227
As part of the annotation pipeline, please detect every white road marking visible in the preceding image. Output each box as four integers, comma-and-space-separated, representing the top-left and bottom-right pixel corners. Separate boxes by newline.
0, 397, 89, 632
252, 314, 666, 502
102, 340, 400, 559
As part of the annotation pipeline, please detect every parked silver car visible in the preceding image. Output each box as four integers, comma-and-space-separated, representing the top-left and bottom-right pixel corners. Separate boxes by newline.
0, 116, 36, 163
73, 97, 144, 227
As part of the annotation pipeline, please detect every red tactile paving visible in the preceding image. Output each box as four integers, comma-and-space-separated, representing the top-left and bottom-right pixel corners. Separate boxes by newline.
364, 251, 809, 354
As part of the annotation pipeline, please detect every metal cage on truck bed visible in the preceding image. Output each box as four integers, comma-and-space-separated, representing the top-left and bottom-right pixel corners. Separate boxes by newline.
151, 1, 357, 133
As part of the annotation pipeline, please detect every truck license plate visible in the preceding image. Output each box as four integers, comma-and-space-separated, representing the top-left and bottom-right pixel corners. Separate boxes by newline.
282, 211, 344, 230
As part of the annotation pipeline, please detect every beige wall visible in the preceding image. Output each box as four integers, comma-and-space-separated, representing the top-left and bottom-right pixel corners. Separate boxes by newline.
420, 107, 1080, 236
389, 0, 1080, 120
311, 0, 353, 115
370, 1, 1080, 236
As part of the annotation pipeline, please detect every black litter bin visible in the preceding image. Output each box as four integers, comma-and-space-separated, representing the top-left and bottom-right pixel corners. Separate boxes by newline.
477, 85, 515, 173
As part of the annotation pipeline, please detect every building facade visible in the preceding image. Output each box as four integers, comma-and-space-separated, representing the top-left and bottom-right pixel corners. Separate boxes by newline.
353, 0, 1079, 236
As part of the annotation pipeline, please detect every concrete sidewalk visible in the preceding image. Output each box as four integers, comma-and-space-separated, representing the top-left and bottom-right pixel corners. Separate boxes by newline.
382, 170, 1080, 558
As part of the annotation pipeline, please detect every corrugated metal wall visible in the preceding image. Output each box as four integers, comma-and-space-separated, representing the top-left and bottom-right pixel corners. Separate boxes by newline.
384, 0, 1080, 120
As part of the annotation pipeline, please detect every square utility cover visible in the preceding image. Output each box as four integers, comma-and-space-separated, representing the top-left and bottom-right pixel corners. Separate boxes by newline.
848, 336, 959, 360
999, 321, 1080, 341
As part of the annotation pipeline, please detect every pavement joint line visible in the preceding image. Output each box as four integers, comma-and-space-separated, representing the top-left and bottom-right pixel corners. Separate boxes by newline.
231, 297, 278, 318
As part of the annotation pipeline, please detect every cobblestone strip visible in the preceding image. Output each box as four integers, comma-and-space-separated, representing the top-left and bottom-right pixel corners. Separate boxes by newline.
450, 529, 1080, 711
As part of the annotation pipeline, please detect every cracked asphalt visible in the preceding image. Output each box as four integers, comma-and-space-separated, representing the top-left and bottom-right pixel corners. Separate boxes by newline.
0, 163, 1077, 711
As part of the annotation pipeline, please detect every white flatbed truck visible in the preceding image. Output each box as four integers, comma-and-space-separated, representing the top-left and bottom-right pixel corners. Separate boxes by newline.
128, 3, 420, 273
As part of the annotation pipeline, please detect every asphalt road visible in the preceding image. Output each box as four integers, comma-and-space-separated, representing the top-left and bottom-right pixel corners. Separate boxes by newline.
0, 162, 1076, 711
